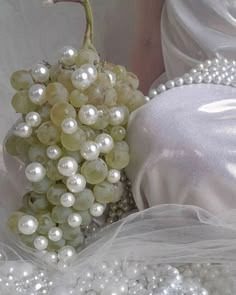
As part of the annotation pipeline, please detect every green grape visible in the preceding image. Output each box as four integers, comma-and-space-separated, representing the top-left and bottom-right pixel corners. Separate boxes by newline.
10, 70, 34, 91
62, 149, 83, 164
32, 177, 55, 194
46, 82, 69, 106
49, 63, 61, 82
105, 141, 130, 169
113, 65, 127, 80
19, 233, 38, 248
58, 70, 75, 93
126, 72, 139, 90
4, 135, 19, 156
47, 238, 66, 251
69, 89, 88, 107
38, 104, 51, 122
60, 223, 81, 241
50, 102, 76, 126
73, 189, 94, 210
78, 210, 92, 226
115, 81, 133, 105
87, 83, 106, 105
46, 160, 64, 181
120, 105, 130, 125
27, 191, 51, 213
90, 105, 110, 130
93, 181, 115, 203
25, 134, 40, 145
37, 121, 61, 145
75, 48, 99, 67
47, 183, 67, 205
28, 144, 47, 164
96, 72, 112, 89
104, 88, 117, 107
51, 206, 73, 224
66, 233, 84, 248
61, 128, 86, 151
126, 90, 146, 112
15, 138, 30, 162
79, 125, 97, 141
7, 211, 25, 233
81, 159, 108, 184
111, 126, 126, 141
11, 90, 37, 114
37, 213, 56, 235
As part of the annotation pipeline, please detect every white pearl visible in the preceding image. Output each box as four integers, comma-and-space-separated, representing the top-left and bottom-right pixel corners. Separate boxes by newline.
105, 70, 116, 87
34, 236, 48, 251
48, 227, 63, 242
174, 77, 184, 86
109, 107, 125, 126
78, 104, 98, 125
144, 96, 150, 103
149, 88, 158, 98
61, 118, 78, 134
80, 141, 100, 161
57, 157, 78, 177
58, 246, 76, 262
194, 74, 203, 84
13, 122, 32, 138
107, 169, 121, 183
66, 174, 86, 193
46, 145, 62, 160
90, 203, 106, 217
25, 112, 42, 127
95, 134, 114, 153
28, 84, 47, 105
31, 64, 49, 83
67, 213, 82, 227
71, 64, 97, 90
18, 215, 38, 235
60, 192, 75, 207
60, 46, 78, 66
43, 251, 58, 265
165, 80, 175, 89
25, 162, 46, 182
157, 84, 166, 93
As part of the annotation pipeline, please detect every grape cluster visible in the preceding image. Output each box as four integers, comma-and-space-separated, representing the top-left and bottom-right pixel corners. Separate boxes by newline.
6, 45, 146, 265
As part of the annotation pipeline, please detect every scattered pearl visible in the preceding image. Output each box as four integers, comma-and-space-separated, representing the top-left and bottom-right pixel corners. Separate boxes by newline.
90, 203, 106, 217
71, 64, 97, 90
34, 236, 48, 251
58, 246, 76, 262
107, 169, 121, 184
31, 64, 49, 83
43, 251, 58, 265
48, 227, 63, 242
57, 157, 78, 177
95, 134, 114, 153
78, 104, 98, 125
60, 46, 78, 66
25, 112, 42, 127
18, 215, 38, 235
61, 118, 78, 134
60, 192, 75, 208
28, 84, 47, 105
13, 122, 32, 138
25, 162, 46, 182
67, 213, 82, 227
80, 141, 100, 161
46, 145, 62, 160
66, 173, 86, 193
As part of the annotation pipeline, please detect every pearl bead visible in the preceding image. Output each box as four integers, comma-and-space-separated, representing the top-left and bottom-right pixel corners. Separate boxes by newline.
66, 173, 86, 193
107, 169, 121, 184
144, 96, 150, 103
80, 141, 100, 161
71, 64, 97, 90
109, 107, 125, 126
174, 77, 184, 86
166, 80, 175, 89
28, 84, 47, 105
78, 104, 98, 125
57, 157, 78, 177
60, 192, 75, 208
157, 84, 166, 93
25, 112, 41, 127
149, 88, 158, 98
25, 162, 46, 182
31, 64, 49, 83
18, 215, 38, 235
34, 236, 48, 251
58, 246, 76, 262
105, 70, 116, 87
61, 118, 78, 134
43, 251, 58, 265
60, 46, 78, 66
67, 213, 82, 227
46, 145, 62, 160
13, 122, 32, 138
203, 74, 212, 83
183, 73, 193, 84
95, 134, 114, 154
48, 227, 63, 242
90, 203, 106, 217
194, 74, 203, 84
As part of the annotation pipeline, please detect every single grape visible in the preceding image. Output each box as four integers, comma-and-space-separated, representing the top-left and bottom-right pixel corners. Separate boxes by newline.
37, 121, 61, 145
49, 63, 61, 82
25, 134, 40, 145
78, 210, 92, 226
79, 125, 97, 141
58, 70, 75, 93
27, 191, 51, 213
87, 83, 106, 105
66, 233, 84, 248
28, 144, 47, 164
61, 128, 86, 151
60, 223, 81, 241
11, 90, 37, 114
110, 126, 126, 141
46, 82, 69, 106
50, 102, 76, 126
37, 213, 56, 235
73, 189, 94, 211
19, 233, 38, 248
115, 81, 133, 105
96, 72, 112, 88
15, 138, 30, 162
104, 88, 117, 107
126, 90, 146, 112
51, 206, 73, 224
90, 105, 110, 130
38, 104, 51, 122
7, 211, 25, 233
105, 141, 130, 169
10, 70, 34, 91
113, 65, 127, 80
46, 160, 64, 181
47, 183, 67, 205
62, 148, 83, 164
4, 135, 19, 156
47, 238, 66, 251
93, 181, 115, 204
69, 89, 88, 107
32, 177, 55, 194
126, 72, 139, 89
81, 158, 108, 184
75, 48, 99, 67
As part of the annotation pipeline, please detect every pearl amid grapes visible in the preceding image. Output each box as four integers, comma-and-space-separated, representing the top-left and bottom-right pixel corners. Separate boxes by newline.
46, 145, 62, 160
80, 141, 100, 161
58, 246, 76, 262
71, 64, 97, 90
78, 104, 98, 125
43, 252, 58, 265
13, 122, 32, 138
25, 162, 46, 182
67, 213, 82, 227
90, 203, 106, 217
66, 174, 86, 193
25, 112, 42, 127
31, 64, 49, 83
28, 84, 47, 105
109, 107, 125, 125
60, 192, 75, 208
107, 169, 121, 184
34, 236, 48, 251
18, 215, 38, 235
48, 227, 63, 242
57, 157, 78, 177
95, 134, 114, 153
61, 118, 78, 134
60, 46, 78, 66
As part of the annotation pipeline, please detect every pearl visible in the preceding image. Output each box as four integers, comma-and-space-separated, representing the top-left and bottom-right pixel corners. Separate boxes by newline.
166, 80, 175, 89
78, 104, 98, 125
48, 227, 63, 242
109, 107, 125, 126
28, 84, 47, 105
57, 157, 78, 177
107, 169, 121, 184
60, 46, 78, 66
80, 141, 100, 161
67, 213, 82, 227
18, 215, 38, 235
149, 88, 158, 98
183, 73, 193, 84
58, 246, 76, 262
34, 236, 48, 251
105, 70, 116, 87
174, 77, 184, 86
144, 96, 150, 103
61, 118, 78, 134
13, 122, 32, 138
43, 251, 58, 265
31, 64, 49, 83
95, 134, 114, 153
194, 74, 203, 83
157, 84, 166, 93
90, 203, 106, 217
60, 192, 75, 208
46, 145, 62, 160
25, 112, 42, 127
66, 173, 86, 193
25, 162, 46, 182
203, 74, 212, 83
71, 64, 97, 90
